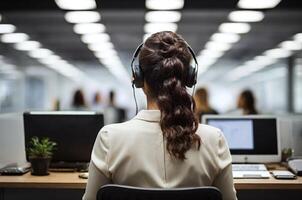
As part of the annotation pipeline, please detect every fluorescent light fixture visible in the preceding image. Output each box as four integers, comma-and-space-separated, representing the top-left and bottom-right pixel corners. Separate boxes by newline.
81, 33, 110, 44
56, 65, 83, 77
205, 41, 231, 51
244, 61, 268, 72
211, 33, 241, 43
1, 33, 29, 43
229, 11, 264, 22
254, 55, 276, 66
253, 65, 268, 71
65, 11, 100, 23
280, 40, 302, 51
231, 66, 251, 76
238, 0, 282, 9
264, 48, 292, 59
14, 41, 41, 51
146, 0, 184, 10
145, 11, 181, 23
73, 23, 105, 34
144, 23, 177, 33
257, 59, 276, 67
29, 48, 53, 59
40, 59, 59, 65
219, 23, 251, 34
52, 59, 69, 66
88, 42, 114, 51
55, 0, 96, 10
47, 62, 80, 76
0, 24, 16, 34
39, 55, 62, 65
94, 50, 118, 59
197, 56, 218, 66
100, 58, 123, 67
199, 49, 224, 58
294, 33, 302, 42
245, 60, 258, 66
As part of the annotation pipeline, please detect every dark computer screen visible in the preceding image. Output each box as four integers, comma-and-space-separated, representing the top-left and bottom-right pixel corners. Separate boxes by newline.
207, 118, 278, 155
23, 112, 104, 163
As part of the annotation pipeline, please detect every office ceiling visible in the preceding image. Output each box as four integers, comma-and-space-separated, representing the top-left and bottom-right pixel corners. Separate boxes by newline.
1, 0, 302, 10
0, 0, 302, 81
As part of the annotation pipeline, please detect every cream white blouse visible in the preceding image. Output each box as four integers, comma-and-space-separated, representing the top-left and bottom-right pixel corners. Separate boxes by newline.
83, 110, 237, 200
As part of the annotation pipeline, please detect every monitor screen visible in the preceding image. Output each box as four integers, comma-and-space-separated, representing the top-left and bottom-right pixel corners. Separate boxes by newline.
23, 112, 104, 163
207, 118, 278, 155
208, 119, 254, 150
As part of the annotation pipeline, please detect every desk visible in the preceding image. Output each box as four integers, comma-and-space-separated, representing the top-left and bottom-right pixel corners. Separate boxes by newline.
0, 172, 302, 190
0, 171, 302, 200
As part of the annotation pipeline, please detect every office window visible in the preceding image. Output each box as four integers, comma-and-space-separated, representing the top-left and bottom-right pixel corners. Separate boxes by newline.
294, 58, 302, 113
0, 77, 24, 113
25, 77, 45, 110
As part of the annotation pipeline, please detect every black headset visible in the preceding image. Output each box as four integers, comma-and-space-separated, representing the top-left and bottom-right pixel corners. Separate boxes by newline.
130, 43, 198, 88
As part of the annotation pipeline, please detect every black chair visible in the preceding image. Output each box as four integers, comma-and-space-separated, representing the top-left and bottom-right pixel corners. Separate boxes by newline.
97, 184, 222, 200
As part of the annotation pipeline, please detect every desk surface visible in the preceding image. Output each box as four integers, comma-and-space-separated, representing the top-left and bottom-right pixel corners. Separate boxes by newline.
0, 172, 302, 190
0, 172, 86, 189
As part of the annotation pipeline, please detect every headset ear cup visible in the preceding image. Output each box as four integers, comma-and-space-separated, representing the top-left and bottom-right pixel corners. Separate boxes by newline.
186, 65, 197, 88
132, 65, 144, 88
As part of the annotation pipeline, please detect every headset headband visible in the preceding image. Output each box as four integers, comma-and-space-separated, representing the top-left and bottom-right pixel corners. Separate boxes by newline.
131, 43, 198, 73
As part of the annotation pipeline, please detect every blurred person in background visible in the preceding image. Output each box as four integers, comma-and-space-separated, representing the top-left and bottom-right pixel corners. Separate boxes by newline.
194, 87, 218, 121
71, 89, 88, 111
104, 90, 126, 124
91, 91, 104, 112
237, 89, 258, 115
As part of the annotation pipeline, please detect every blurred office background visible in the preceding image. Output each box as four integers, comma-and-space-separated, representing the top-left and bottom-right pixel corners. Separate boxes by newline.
0, 0, 302, 118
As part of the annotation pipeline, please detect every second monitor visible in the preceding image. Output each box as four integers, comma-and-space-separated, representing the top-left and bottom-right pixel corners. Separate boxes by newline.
203, 115, 281, 163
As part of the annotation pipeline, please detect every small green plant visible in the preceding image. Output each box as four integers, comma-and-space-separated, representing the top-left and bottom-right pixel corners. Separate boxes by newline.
27, 137, 57, 158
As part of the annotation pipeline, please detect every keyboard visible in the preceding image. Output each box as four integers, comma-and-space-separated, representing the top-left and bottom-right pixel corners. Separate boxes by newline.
232, 164, 267, 171
0, 166, 30, 175
232, 164, 270, 179
50, 162, 89, 172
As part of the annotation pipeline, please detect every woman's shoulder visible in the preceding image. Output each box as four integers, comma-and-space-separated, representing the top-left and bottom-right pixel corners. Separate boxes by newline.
98, 118, 150, 137
99, 120, 132, 132
198, 123, 221, 134
196, 124, 224, 145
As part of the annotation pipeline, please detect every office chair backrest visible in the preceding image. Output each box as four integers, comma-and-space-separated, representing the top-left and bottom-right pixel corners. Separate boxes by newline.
97, 184, 222, 200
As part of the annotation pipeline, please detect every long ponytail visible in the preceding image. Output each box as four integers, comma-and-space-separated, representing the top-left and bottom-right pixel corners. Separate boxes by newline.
139, 31, 200, 160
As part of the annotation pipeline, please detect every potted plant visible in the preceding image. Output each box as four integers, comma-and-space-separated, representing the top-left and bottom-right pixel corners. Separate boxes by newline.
27, 136, 57, 176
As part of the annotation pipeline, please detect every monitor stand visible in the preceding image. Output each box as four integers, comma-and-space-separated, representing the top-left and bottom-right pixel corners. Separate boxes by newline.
49, 161, 89, 172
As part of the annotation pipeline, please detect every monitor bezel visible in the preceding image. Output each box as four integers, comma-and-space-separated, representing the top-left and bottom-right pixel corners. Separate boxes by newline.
202, 115, 281, 163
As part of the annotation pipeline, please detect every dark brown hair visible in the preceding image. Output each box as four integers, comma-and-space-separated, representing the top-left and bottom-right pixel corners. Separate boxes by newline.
195, 87, 209, 108
139, 31, 200, 160
72, 89, 86, 107
238, 89, 258, 115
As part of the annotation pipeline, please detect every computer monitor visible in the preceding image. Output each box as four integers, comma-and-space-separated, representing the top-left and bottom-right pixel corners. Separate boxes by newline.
23, 111, 104, 165
203, 115, 281, 163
